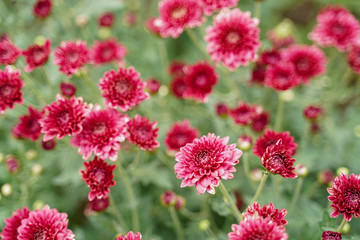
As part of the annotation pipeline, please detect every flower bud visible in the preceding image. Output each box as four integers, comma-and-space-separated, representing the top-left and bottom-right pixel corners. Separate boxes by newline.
98, 28, 111, 40
60, 82, 77, 97
237, 135, 252, 151
160, 191, 176, 207
33, 200, 45, 210
279, 90, 294, 102
294, 164, 308, 178
215, 102, 228, 118
274, 19, 294, 39
198, 219, 210, 231
158, 85, 169, 97
317, 169, 335, 185
34, 35, 46, 46
1, 183, 12, 197
336, 167, 349, 176
42, 139, 56, 150
304, 105, 323, 121
90, 196, 110, 212
5, 155, 20, 174
75, 14, 89, 27
31, 163, 44, 176
174, 195, 186, 210
146, 78, 161, 94
342, 222, 350, 234
25, 149, 37, 160
250, 168, 263, 182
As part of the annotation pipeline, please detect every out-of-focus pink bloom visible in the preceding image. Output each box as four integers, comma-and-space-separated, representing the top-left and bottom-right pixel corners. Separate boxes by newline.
98, 12, 115, 27
164, 119, 199, 152
0, 67, 24, 114
12, 106, 44, 141
33, 0, 52, 18
89, 39, 127, 65
22, 39, 51, 72
200, 0, 240, 16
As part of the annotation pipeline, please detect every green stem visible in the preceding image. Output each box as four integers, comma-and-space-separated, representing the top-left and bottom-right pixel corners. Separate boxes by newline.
251, 171, 269, 204
129, 149, 140, 170
169, 206, 184, 240
80, 72, 101, 103
274, 94, 284, 131
242, 153, 255, 190
289, 177, 304, 213
219, 182, 242, 222
254, 1, 261, 20
41, 67, 52, 87
186, 29, 209, 58
158, 39, 169, 77
336, 217, 347, 233
108, 193, 130, 231
21, 73, 47, 105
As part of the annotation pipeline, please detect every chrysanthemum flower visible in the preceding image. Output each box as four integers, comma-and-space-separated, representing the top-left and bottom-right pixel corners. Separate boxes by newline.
145, 78, 161, 94
60, 82, 77, 97
261, 140, 297, 178
303, 105, 323, 121
116, 231, 142, 240
251, 112, 269, 132
165, 119, 199, 152
81, 157, 116, 201
145, 17, 162, 36
347, 41, 360, 74
17, 205, 75, 240
183, 61, 218, 102
253, 129, 297, 158
260, 49, 281, 66
0, 207, 30, 240
174, 133, 242, 194
249, 63, 266, 85
54, 40, 89, 76
229, 102, 258, 125
126, 114, 160, 151
70, 107, 129, 161
5, 155, 20, 174
33, 0, 52, 18
281, 45, 326, 83
201, 0, 240, 16
99, 67, 149, 112
228, 216, 288, 240
39, 94, 91, 141
328, 173, 360, 221
89, 196, 110, 212
322, 231, 342, 240
0, 39, 20, 65
264, 62, 301, 91
170, 77, 187, 98
89, 39, 127, 65
309, 6, 360, 51
98, 12, 115, 27
205, 8, 260, 71
12, 106, 44, 141
22, 39, 51, 72
216, 102, 228, 117
157, 0, 204, 38
0, 67, 24, 114
169, 60, 186, 77
42, 139, 56, 150
243, 202, 288, 227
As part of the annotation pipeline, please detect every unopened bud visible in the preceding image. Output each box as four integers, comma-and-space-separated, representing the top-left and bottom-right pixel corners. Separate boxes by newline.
160, 191, 176, 207
216, 103, 228, 118
336, 167, 349, 176
237, 135, 252, 151
274, 19, 294, 38
75, 14, 89, 27
294, 164, 308, 178
279, 90, 294, 102
174, 195, 186, 210
342, 223, 351, 234
98, 28, 111, 40
31, 164, 43, 176
250, 168, 263, 182
158, 85, 169, 97
25, 149, 37, 160
34, 35, 46, 46
5, 155, 20, 174
317, 169, 335, 185
33, 200, 45, 210
1, 183, 12, 197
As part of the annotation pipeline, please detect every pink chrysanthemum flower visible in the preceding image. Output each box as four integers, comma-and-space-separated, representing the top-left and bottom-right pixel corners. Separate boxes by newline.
201, 0, 240, 16
322, 231, 342, 240
0, 207, 30, 240
304, 105, 323, 121
116, 231, 142, 240
145, 78, 161, 94
39, 94, 91, 141
170, 77, 187, 98
5, 155, 20, 174
89, 39, 127, 65
205, 8, 260, 71
174, 133, 242, 194
99, 67, 149, 112
60, 82, 77, 97
328, 173, 360, 221
183, 61, 218, 102
261, 140, 297, 178
347, 41, 360, 74
165, 119, 200, 152
251, 112, 269, 132
281, 45, 326, 83
33, 0, 52, 18
157, 0, 204, 38
216, 102, 228, 117
0, 67, 24, 114
243, 202, 288, 227
260, 49, 281, 66
17, 205, 75, 240
22, 39, 51, 72
145, 17, 162, 36
81, 157, 116, 201
229, 102, 258, 125
253, 129, 297, 158
12, 106, 44, 141
249, 63, 266, 85
0, 39, 20, 65
54, 40, 89, 76
169, 60, 186, 77
228, 216, 288, 240
70, 107, 129, 161
264, 62, 301, 91
89, 196, 110, 212
98, 12, 115, 27
309, 6, 360, 51
126, 114, 160, 151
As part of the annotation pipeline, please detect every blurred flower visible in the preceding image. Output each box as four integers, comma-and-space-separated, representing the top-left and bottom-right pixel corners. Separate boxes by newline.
237, 135, 252, 151
89, 39, 127, 65
170, 77, 187, 98
198, 219, 210, 231
22, 39, 51, 72
169, 60, 186, 77
60, 82, 77, 97
99, 67, 149, 112
328, 173, 360, 221
310, 122, 321, 133
25, 150, 37, 160
89, 196, 110, 212
243, 202, 288, 227
145, 78, 161, 94
0, 67, 24, 114
234, 190, 245, 211
347, 41, 360, 74
123, 12, 138, 26
205, 8, 260, 71
215, 102, 228, 117
145, 17, 162, 36
201, 0, 240, 16
249, 63, 266, 85
174, 195, 186, 210
41, 139, 56, 150
98, 12, 115, 28
251, 111, 269, 132
229, 102, 257, 125
1, 183, 12, 197
12, 106, 44, 141
303, 105, 323, 121
336, 167, 350, 176
160, 190, 176, 207
250, 168, 263, 182
264, 62, 300, 91
175, 133, 242, 194
294, 164, 308, 178
260, 49, 281, 66
5, 155, 20, 174
31, 163, 43, 176
317, 169, 335, 185
75, 14, 89, 27
267, 30, 295, 50
322, 231, 342, 240
81, 157, 116, 201
165, 119, 199, 153
0, 207, 30, 240
116, 231, 142, 240
0, 39, 20, 65
33, 0, 52, 18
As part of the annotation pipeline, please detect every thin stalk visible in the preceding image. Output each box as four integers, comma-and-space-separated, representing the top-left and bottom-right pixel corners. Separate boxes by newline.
158, 39, 169, 76
274, 94, 284, 131
289, 177, 304, 213
254, 1, 261, 20
219, 182, 242, 222
129, 149, 140, 170
251, 171, 269, 204
169, 206, 184, 240
108, 193, 130, 231
80, 72, 101, 103
21, 73, 47, 105
186, 29, 209, 58
242, 153, 255, 190
336, 218, 347, 233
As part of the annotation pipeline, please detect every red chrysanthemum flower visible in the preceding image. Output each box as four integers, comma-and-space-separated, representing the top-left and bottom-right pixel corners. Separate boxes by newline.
145, 78, 161, 94
249, 63, 266, 85
98, 12, 115, 27
309, 6, 360, 51
303, 105, 323, 121
54, 40, 89, 76
347, 41, 360, 74
328, 173, 360, 221
170, 77, 187, 98
205, 8, 260, 71
0, 207, 30, 240
174, 133, 242, 194
145, 17, 162, 36
99, 67, 149, 112
165, 119, 199, 152
39, 94, 91, 141
260, 49, 281, 66
12, 106, 44, 141
157, 0, 204, 38
70, 107, 129, 161
126, 114, 160, 151
116, 231, 142, 240
251, 111, 269, 132
216, 102, 228, 117
0, 67, 24, 114
322, 231, 342, 240
201, 0, 240, 16
33, 0, 52, 18
89, 196, 110, 212
183, 61, 218, 102
261, 140, 297, 178
243, 202, 288, 227
281, 45, 326, 83
23, 40, 51, 74
169, 61, 186, 77
60, 82, 77, 97
0, 39, 20, 65
17, 205, 75, 240
42, 139, 56, 150
264, 62, 301, 91
229, 102, 258, 125
228, 216, 288, 240
253, 129, 297, 158
89, 39, 127, 65
81, 157, 116, 201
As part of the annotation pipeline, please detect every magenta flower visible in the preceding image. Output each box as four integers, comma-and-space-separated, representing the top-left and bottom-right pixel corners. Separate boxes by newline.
22, 38, 51, 72
33, 0, 52, 18
116, 231, 142, 240
303, 105, 323, 121
169, 60, 186, 77
145, 17, 162, 36
215, 102, 228, 117
170, 77, 187, 98
0, 39, 20, 65
264, 62, 301, 91
243, 202, 288, 227
42, 139, 56, 150
175, 133, 242, 194
347, 41, 360, 74
89, 196, 110, 212
251, 111, 269, 132
165, 119, 200, 152
205, 8, 260, 71
201, 0, 240, 16
322, 231, 342, 240
145, 78, 161, 94
249, 63, 266, 85
12, 106, 44, 141
98, 12, 115, 27
260, 49, 281, 66
229, 102, 258, 125
60, 82, 77, 97
0, 207, 30, 240
0, 67, 24, 114
89, 39, 127, 65
99, 67, 149, 112
328, 173, 360, 221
